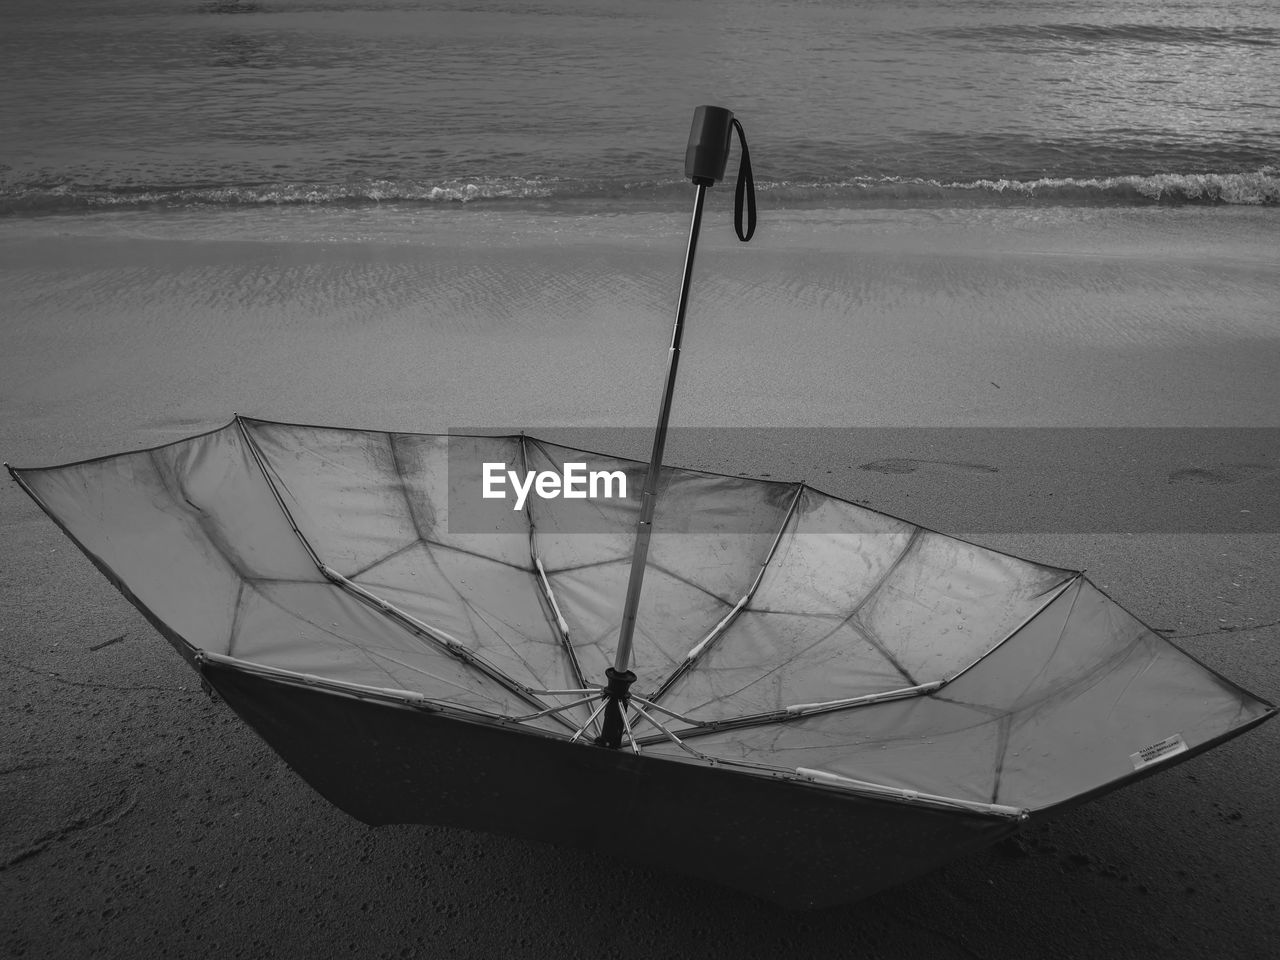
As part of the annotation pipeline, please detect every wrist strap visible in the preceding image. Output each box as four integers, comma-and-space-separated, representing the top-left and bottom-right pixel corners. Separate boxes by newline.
731, 118, 756, 242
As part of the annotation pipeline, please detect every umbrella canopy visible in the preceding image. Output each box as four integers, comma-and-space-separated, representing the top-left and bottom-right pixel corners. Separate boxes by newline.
9, 415, 1274, 907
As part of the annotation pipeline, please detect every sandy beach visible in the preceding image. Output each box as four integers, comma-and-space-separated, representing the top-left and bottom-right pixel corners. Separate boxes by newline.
2, 204, 1277, 958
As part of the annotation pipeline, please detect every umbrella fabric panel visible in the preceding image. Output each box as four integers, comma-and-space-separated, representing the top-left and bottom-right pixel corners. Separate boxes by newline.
243, 421, 535, 573
657, 611, 916, 719
14, 423, 319, 659
520, 439, 638, 569
352, 541, 586, 706
15, 421, 563, 726
540, 540, 780, 688
532, 486, 694, 685
524, 436, 797, 537
657, 490, 916, 718
648, 579, 1271, 810
237, 422, 813, 718
225, 578, 564, 728
747, 489, 918, 614
854, 528, 1072, 681
640, 473, 799, 678
657, 487, 1071, 722
960, 579, 1273, 808
244, 421, 590, 705
240, 421, 422, 577
644, 691, 1009, 806
396, 431, 537, 569
545, 559, 734, 687
526, 440, 799, 694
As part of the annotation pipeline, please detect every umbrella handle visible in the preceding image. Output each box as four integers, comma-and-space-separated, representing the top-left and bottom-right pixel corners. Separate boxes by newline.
685, 105, 756, 241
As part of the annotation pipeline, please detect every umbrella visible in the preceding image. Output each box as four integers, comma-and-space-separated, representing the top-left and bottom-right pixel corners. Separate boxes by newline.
7, 109, 1275, 908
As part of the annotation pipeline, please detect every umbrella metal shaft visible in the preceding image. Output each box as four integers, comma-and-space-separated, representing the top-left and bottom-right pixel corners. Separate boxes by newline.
613, 181, 709, 677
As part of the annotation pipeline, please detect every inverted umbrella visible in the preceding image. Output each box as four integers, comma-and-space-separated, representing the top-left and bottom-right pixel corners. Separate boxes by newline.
8, 109, 1274, 908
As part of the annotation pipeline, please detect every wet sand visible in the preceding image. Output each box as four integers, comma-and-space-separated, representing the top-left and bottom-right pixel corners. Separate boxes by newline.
2, 205, 1278, 958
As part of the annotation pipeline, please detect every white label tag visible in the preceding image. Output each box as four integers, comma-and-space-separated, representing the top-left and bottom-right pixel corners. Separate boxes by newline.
1130, 733, 1188, 770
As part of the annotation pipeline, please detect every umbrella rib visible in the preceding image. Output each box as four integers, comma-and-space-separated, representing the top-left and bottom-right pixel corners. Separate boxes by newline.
509, 693, 600, 723
945, 574, 1080, 691
635, 679, 949, 743
654, 505, 926, 719
236, 418, 573, 731
630, 700, 710, 760
396, 518, 549, 686
198, 651, 546, 727
674, 612, 897, 714
794, 767, 1028, 819
316, 564, 577, 731
618, 701, 641, 754
989, 610, 1152, 722
520, 434, 590, 691
648, 482, 806, 704
570, 698, 609, 743
235, 417, 325, 569
782, 680, 947, 715
602, 734, 1026, 819
239, 579, 443, 694
382, 438, 559, 701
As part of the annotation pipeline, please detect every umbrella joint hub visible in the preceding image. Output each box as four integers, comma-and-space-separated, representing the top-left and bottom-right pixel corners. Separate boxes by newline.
594, 667, 638, 750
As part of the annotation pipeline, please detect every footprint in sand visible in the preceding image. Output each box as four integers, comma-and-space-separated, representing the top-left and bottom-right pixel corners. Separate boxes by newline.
1166, 463, 1275, 485
859, 458, 998, 476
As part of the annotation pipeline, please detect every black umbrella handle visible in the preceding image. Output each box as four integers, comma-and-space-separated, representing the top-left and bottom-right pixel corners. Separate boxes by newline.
684, 106, 756, 241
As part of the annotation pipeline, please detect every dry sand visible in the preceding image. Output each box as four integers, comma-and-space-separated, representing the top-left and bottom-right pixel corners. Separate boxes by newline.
1, 204, 1277, 958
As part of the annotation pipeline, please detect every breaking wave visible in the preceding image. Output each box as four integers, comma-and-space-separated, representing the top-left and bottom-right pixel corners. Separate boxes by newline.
3, 168, 1277, 214
931, 22, 1280, 48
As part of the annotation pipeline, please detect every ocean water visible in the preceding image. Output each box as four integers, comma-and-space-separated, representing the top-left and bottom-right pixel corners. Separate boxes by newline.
1, 0, 1277, 214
